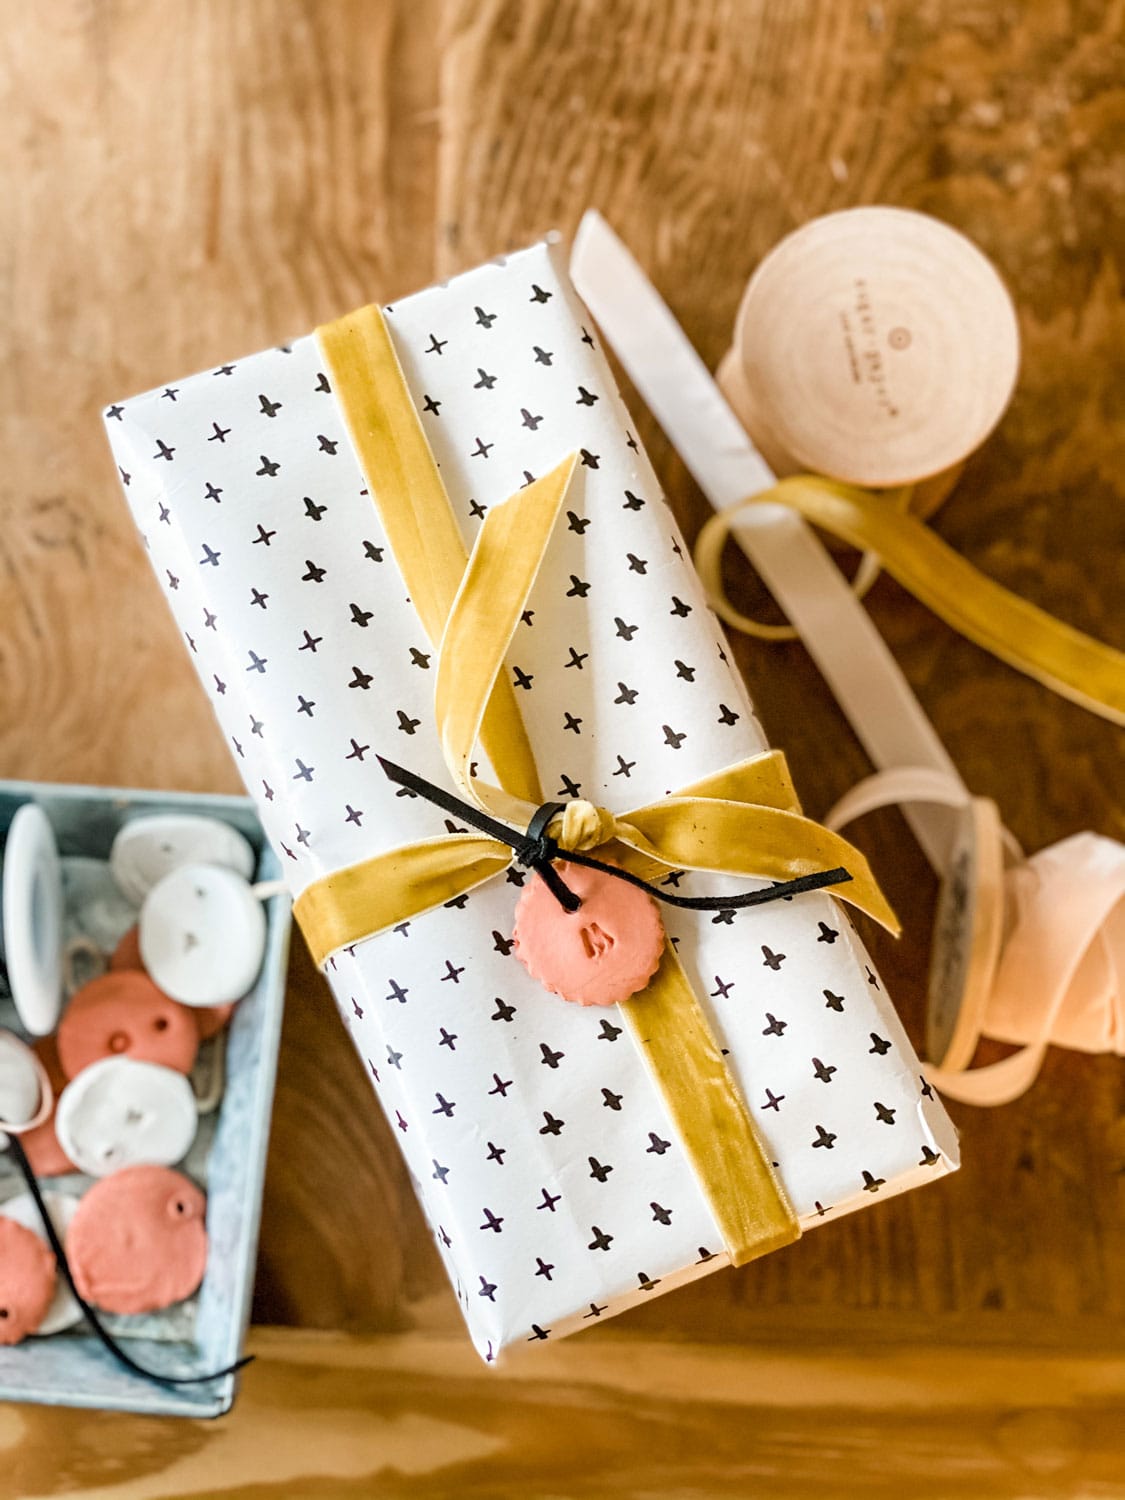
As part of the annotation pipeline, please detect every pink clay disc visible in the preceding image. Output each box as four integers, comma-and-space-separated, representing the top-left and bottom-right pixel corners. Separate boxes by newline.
513, 861, 665, 1007
57, 972, 199, 1080
0, 1217, 58, 1344
21, 1036, 75, 1177
109, 926, 143, 972
68, 1165, 209, 1315
193, 1003, 235, 1041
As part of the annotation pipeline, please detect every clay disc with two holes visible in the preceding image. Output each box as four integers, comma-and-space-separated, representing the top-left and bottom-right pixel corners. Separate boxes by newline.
56, 971, 199, 1079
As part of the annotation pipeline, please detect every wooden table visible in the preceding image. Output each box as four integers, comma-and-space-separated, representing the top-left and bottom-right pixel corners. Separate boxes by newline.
2, 2, 1123, 1493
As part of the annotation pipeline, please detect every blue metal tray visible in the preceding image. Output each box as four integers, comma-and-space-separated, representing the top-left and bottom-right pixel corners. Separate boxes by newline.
0, 781, 290, 1418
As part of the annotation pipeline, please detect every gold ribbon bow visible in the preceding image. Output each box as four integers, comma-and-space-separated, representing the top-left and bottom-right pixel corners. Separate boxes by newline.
295, 304, 899, 1267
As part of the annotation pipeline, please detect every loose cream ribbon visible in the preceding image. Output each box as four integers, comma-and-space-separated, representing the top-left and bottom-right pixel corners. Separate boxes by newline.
569, 210, 1125, 1106
825, 770, 1125, 1105
294, 302, 899, 1266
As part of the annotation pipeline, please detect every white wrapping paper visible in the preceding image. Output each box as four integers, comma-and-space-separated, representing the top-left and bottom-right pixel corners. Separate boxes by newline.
105, 241, 958, 1360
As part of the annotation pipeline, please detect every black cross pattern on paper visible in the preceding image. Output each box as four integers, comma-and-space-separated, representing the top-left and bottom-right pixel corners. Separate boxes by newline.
107, 243, 950, 1362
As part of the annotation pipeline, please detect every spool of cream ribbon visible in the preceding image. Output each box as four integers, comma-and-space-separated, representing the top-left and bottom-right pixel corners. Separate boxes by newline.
714, 206, 1021, 640
570, 209, 1125, 1106
824, 769, 1125, 1105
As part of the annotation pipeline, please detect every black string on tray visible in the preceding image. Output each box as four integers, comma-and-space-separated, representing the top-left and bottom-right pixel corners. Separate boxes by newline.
4, 1132, 252, 1390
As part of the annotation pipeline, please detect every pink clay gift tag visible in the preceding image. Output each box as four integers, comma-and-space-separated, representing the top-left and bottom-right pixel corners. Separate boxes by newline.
513, 862, 665, 1007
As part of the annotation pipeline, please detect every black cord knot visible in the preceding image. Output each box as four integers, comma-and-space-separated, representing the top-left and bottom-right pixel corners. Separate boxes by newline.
516, 801, 580, 911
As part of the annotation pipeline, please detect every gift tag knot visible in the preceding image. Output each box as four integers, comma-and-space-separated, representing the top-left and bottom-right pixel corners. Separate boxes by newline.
548, 800, 618, 853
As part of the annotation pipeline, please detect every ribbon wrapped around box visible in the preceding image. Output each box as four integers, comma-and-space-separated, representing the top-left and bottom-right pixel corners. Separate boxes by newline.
105, 241, 958, 1360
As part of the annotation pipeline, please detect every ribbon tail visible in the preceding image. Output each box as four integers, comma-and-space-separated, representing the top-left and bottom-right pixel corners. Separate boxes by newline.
435, 454, 579, 825
620, 797, 901, 936
294, 836, 512, 967
696, 476, 1125, 727
619, 942, 799, 1264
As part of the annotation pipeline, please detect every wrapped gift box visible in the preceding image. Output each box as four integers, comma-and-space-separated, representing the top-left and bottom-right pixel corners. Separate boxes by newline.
104, 240, 957, 1361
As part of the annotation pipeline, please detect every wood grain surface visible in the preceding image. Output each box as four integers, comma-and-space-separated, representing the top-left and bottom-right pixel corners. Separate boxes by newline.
9, 1319, 1125, 1499
1, 0, 1123, 1489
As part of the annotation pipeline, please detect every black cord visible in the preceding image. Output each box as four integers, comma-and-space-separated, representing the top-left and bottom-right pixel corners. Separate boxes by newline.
377, 754, 852, 912
4, 1133, 253, 1389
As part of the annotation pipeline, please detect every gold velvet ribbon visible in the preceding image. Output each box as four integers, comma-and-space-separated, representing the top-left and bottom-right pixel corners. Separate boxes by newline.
298, 305, 899, 1267
694, 477, 1125, 728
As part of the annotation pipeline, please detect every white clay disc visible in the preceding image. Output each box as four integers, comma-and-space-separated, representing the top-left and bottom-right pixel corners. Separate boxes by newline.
0, 1191, 82, 1334
138, 863, 266, 1007
3, 804, 64, 1036
55, 1057, 197, 1178
0, 1031, 43, 1129
110, 815, 255, 907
